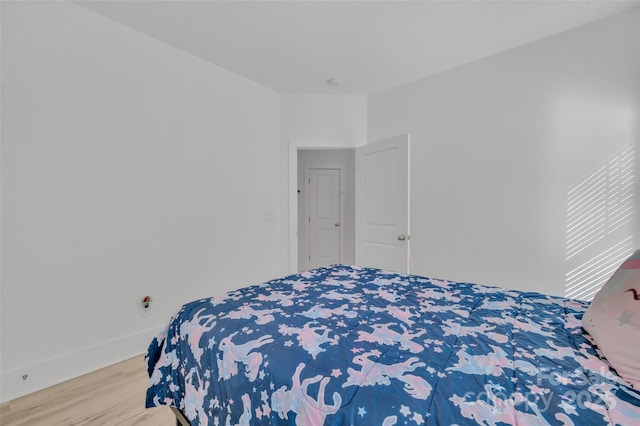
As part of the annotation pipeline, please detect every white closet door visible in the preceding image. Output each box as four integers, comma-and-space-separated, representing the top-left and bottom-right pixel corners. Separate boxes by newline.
308, 168, 341, 268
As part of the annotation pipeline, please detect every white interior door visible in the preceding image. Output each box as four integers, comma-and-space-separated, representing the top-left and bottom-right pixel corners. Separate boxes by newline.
355, 135, 410, 273
308, 168, 341, 268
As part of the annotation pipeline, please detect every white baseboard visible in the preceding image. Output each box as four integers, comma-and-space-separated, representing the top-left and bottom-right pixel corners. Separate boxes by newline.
0, 326, 160, 403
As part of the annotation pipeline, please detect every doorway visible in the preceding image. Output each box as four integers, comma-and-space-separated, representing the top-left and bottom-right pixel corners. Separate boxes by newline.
297, 149, 355, 272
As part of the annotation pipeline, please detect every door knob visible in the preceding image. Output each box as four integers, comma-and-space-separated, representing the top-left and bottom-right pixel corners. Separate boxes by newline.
335, 223, 340, 227
397, 235, 406, 241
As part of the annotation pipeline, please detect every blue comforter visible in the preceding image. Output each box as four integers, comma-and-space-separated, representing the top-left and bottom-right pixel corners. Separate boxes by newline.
146, 265, 640, 425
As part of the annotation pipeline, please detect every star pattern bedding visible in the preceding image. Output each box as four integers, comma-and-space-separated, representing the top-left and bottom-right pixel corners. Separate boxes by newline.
145, 265, 640, 425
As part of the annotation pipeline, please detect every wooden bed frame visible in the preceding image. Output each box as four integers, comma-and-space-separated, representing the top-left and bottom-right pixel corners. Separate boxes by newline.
171, 407, 190, 426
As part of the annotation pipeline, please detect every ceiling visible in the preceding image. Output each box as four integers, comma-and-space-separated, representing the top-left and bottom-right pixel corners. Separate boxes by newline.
77, 1, 640, 95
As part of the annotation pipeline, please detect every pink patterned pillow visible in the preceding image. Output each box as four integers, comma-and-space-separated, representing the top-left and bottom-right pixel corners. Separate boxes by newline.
583, 250, 640, 389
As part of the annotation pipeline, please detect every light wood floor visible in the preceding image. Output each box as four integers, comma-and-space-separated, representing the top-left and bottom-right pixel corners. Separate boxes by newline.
0, 355, 175, 425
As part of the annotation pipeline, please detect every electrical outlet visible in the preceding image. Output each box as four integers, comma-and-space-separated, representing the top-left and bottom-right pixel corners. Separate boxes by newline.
140, 296, 152, 317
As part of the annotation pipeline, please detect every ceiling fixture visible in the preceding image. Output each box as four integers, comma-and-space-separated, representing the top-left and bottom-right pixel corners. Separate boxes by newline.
326, 77, 342, 87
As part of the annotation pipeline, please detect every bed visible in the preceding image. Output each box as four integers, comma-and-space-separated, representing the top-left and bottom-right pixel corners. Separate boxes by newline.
145, 264, 640, 425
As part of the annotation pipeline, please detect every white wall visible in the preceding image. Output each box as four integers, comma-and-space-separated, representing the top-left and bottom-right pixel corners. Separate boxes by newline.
368, 8, 640, 296
1, 1, 282, 402
280, 95, 366, 272
281, 94, 367, 149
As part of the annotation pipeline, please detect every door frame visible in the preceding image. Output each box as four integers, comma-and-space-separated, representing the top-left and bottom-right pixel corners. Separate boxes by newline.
288, 141, 358, 273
